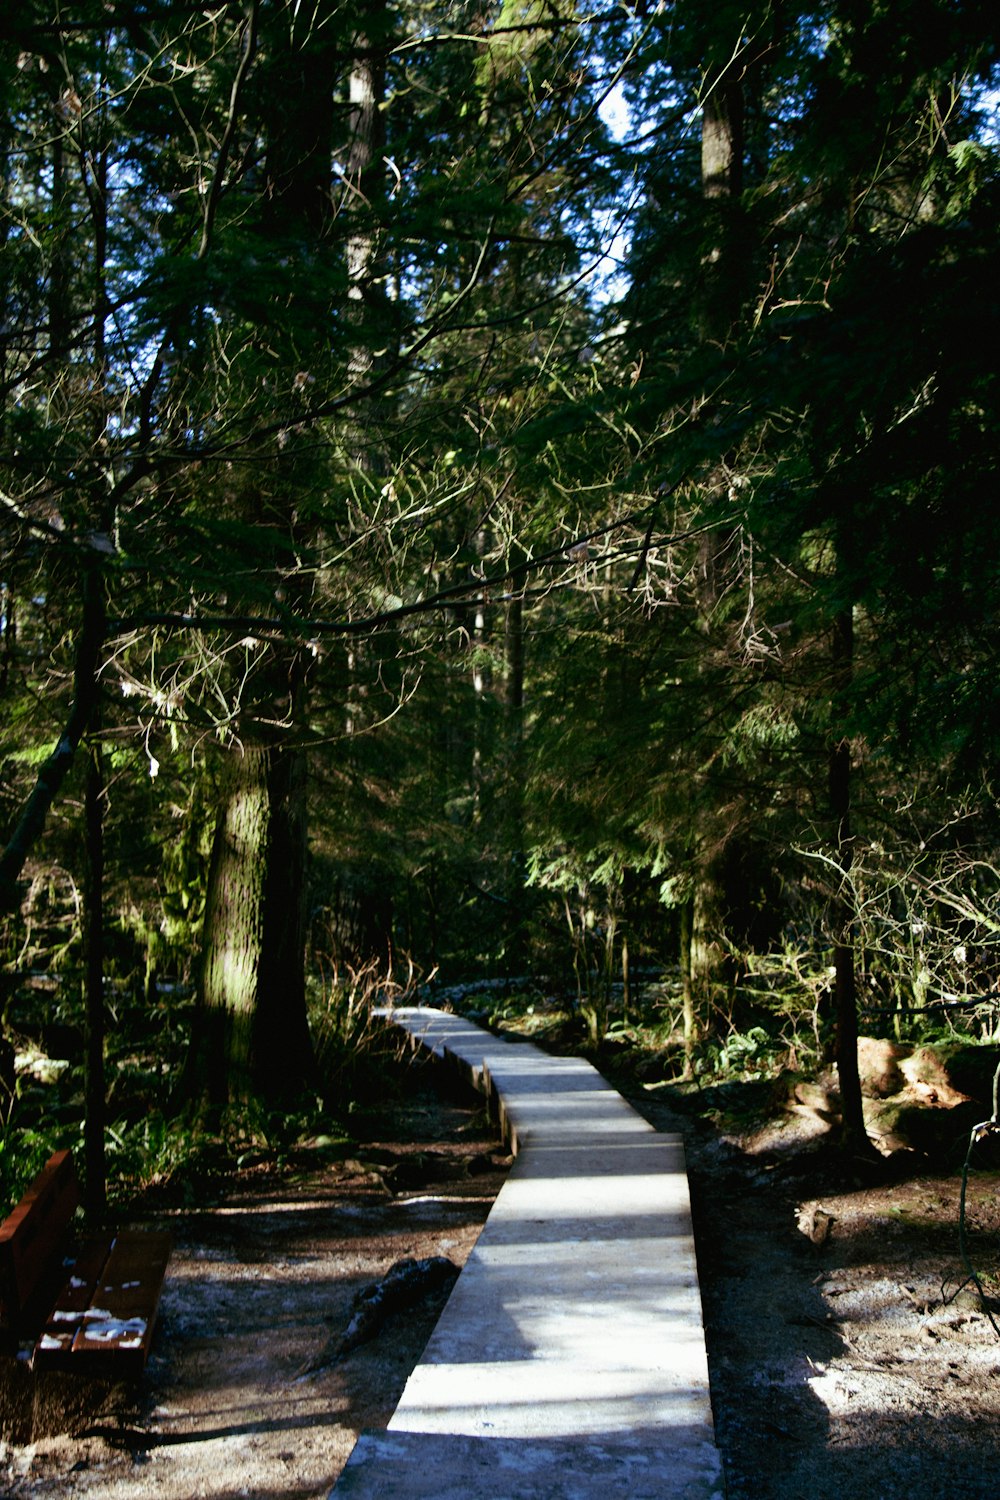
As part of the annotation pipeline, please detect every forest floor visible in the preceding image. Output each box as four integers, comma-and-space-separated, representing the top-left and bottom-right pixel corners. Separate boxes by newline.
3, 1053, 1000, 1500
640, 1087, 1000, 1500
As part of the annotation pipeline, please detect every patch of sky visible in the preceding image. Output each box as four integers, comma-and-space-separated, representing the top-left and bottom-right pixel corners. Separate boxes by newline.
584, 80, 634, 305
598, 79, 631, 143
968, 77, 1000, 145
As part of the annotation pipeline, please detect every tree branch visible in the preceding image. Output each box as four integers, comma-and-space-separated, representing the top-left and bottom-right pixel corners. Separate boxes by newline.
0, 565, 106, 913
105, 514, 727, 640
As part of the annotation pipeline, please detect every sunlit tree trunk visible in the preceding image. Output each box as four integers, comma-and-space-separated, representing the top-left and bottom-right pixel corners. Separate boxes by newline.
345, 0, 387, 388
198, 747, 268, 1105
700, 62, 745, 342
680, 873, 731, 1075
196, 729, 314, 1109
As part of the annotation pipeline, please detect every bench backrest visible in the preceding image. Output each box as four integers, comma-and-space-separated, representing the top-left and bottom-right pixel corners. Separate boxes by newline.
0, 1150, 81, 1331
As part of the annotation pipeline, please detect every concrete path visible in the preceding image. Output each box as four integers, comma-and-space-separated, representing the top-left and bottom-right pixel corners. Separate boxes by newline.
332, 1008, 724, 1499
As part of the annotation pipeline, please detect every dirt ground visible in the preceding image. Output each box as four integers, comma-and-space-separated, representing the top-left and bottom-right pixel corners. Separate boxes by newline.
647, 1093, 1000, 1500
0, 1057, 510, 1499
4, 1055, 1000, 1500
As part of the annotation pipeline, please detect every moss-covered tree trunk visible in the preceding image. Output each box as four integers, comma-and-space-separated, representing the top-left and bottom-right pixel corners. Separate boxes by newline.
680, 871, 732, 1075
195, 735, 314, 1111
198, 746, 268, 1104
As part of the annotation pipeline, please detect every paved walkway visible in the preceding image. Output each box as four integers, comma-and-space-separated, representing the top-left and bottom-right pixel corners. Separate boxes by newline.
332, 1007, 724, 1499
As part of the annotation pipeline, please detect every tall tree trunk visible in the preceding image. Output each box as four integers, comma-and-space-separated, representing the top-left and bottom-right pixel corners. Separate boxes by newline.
471, 526, 492, 821
829, 601, 871, 1156
345, 4, 387, 389
197, 745, 268, 1107
679, 897, 697, 1078
680, 52, 750, 1023
254, 730, 312, 1081
186, 11, 353, 1109
699, 69, 745, 343
502, 588, 527, 968
195, 729, 315, 1111
83, 712, 106, 1212
48, 95, 71, 361
82, 72, 111, 1206
681, 872, 732, 1072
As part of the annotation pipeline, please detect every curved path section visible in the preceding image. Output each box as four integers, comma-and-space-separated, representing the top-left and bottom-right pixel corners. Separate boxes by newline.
332, 1007, 724, 1500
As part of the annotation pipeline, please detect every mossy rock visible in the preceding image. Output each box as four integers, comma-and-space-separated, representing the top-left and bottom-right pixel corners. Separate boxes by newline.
849, 1037, 999, 1108
775, 1068, 839, 1114
631, 1055, 669, 1084
773, 1068, 808, 1105
865, 1095, 983, 1159
935, 1043, 999, 1106
857, 1037, 908, 1098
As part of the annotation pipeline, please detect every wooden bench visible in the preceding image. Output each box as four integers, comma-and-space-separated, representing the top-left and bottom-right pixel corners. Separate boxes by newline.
0, 1149, 170, 1376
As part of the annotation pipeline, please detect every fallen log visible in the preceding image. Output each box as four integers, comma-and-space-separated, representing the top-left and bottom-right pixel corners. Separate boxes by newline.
296, 1256, 458, 1379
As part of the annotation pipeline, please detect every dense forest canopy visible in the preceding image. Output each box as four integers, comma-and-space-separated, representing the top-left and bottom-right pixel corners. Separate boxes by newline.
1, 0, 999, 1196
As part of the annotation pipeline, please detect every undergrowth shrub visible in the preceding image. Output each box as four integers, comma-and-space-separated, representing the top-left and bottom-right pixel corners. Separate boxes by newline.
310, 956, 418, 1115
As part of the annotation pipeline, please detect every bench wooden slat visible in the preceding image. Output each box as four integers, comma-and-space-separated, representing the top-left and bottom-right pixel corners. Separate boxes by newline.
61, 1230, 172, 1374
31, 1233, 117, 1369
0, 1150, 80, 1332
52, 1233, 117, 1317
